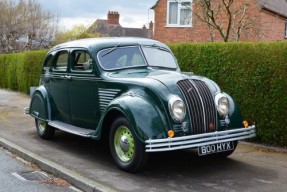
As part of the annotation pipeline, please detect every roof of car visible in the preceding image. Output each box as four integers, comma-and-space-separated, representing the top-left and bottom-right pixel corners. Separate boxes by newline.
49, 37, 169, 53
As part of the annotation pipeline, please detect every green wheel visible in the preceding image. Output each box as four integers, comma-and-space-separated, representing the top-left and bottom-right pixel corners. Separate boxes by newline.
109, 116, 148, 172
35, 119, 55, 140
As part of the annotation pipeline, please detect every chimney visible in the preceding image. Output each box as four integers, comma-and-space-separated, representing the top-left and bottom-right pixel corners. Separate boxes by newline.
149, 21, 154, 30
107, 11, 120, 25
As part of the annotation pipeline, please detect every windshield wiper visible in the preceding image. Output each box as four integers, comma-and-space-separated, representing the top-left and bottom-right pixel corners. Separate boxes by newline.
101, 43, 120, 57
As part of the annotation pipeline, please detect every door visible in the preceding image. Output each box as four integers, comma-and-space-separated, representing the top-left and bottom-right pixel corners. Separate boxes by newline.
49, 50, 70, 123
68, 50, 99, 129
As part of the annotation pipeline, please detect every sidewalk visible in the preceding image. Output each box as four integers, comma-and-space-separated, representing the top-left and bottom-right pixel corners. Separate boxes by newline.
0, 90, 111, 192
0, 147, 75, 192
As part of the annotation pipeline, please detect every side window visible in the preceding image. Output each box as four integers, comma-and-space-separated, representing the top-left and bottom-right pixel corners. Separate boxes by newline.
54, 51, 68, 72
43, 54, 53, 72
71, 50, 93, 72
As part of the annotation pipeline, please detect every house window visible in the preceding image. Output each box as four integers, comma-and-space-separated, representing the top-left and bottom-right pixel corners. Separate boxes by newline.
285, 20, 287, 38
167, 0, 192, 27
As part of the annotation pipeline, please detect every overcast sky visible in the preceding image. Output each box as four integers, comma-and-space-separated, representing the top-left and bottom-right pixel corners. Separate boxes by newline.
38, 0, 156, 30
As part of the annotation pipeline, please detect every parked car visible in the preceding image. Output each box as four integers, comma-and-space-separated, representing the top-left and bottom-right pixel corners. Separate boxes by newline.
25, 37, 256, 172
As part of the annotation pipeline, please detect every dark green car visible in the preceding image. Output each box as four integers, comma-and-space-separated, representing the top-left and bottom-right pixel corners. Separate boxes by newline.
25, 37, 256, 172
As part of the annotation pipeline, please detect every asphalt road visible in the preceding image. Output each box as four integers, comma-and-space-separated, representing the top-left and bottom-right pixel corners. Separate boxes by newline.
0, 147, 76, 192
0, 89, 287, 192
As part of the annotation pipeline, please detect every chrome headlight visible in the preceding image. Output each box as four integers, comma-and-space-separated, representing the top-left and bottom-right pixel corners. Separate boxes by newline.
215, 93, 230, 116
169, 96, 186, 122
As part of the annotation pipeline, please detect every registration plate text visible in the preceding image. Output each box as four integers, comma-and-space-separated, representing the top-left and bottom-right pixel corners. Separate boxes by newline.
198, 141, 234, 156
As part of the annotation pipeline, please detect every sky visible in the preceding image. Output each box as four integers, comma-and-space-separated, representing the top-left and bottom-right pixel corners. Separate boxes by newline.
38, 0, 156, 31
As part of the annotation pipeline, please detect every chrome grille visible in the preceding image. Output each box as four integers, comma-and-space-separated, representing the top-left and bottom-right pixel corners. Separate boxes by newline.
177, 79, 217, 134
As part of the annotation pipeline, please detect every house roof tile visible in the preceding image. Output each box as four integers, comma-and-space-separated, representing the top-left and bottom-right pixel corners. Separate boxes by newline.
258, 0, 287, 18
151, 0, 160, 9
89, 19, 153, 38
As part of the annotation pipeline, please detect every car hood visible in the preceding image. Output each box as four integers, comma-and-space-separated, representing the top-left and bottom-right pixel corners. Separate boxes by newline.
107, 68, 221, 97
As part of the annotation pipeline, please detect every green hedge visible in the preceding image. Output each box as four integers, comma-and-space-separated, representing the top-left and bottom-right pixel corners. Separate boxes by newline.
170, 42, 287, 147
0, 50, 47, 94
0, 43, 286, 147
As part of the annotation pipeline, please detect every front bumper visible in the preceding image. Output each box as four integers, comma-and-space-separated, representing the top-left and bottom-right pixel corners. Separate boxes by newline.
145, 125, 256, 152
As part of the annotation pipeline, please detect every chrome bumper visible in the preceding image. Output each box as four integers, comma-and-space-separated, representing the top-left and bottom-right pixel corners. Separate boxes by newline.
24, 107, 29, 114
145, 125, 256, 152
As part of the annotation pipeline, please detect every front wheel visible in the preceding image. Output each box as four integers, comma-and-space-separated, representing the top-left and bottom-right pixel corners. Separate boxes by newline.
109, 116, 148, 172
35, 119, 55, 140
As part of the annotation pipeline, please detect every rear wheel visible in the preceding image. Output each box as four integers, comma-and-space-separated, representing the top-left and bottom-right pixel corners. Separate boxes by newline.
109, 116, 148, 172
35, 119, 55, 140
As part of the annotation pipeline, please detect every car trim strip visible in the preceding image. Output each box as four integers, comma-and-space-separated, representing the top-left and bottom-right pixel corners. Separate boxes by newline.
145, 126, 256, 152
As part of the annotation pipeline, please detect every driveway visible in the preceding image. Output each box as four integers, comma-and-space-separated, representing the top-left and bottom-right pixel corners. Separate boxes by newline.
0, 89, 286, 192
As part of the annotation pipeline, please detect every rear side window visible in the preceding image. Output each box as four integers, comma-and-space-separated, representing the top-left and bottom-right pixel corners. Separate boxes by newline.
44, 55, 53, 68
43, 54, 53, 73
54, 51, 68, 72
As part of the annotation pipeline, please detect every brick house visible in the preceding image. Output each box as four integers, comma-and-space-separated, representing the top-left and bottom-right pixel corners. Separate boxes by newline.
151, 0, 287, 43
88, 11, 153, 38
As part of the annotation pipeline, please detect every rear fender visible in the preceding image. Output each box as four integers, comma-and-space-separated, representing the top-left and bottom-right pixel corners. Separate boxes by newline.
29, 86, 51, 121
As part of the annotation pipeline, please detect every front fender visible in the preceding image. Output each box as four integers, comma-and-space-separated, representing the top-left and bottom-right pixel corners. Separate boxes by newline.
225, 92, 243, 128
29, 86, 51, 121
97, 94, 169, 142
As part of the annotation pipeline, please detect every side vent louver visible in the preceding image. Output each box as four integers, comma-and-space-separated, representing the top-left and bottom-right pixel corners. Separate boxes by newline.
98, 88, 120, 113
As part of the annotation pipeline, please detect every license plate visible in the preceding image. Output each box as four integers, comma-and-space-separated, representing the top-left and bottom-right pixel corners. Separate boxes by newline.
198, 141, 234, 156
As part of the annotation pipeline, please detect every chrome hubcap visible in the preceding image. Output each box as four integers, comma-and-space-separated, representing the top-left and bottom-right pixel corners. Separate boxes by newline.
120, 135, 130, 152
38, 120, 46, 133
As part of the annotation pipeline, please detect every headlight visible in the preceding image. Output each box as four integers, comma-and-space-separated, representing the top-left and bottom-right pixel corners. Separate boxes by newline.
215, 93, 230, 116
169, 96, 186, 122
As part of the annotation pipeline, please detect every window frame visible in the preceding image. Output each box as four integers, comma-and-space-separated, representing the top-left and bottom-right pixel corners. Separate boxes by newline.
97, 46, 147, 71
166, 0, 192, 28
53, 50, 69, 72
70, 49, 94, 73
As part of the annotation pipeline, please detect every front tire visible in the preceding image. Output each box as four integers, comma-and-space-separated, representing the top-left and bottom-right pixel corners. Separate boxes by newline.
35, 119, 55, 140
109, 116, 148, 172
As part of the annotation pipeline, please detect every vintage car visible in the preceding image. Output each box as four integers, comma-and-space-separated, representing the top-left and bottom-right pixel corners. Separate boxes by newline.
25, 37, 256, 172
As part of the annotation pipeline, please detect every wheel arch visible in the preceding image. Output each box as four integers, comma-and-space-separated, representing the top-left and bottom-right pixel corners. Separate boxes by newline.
29, 86, 51, 121
95, 94, 169, 143
224, 92, 243, 128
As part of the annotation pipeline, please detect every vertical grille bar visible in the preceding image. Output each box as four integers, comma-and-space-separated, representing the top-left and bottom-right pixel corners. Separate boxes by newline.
177, 79, 217, 134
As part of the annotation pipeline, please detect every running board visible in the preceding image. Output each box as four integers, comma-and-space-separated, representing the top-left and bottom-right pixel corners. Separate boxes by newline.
48, 120, 95, 138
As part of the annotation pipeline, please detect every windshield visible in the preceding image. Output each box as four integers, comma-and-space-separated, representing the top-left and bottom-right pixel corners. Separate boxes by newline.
142, 46, 177, 69
98, 46, 146, 70
97, 45, 178, 71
